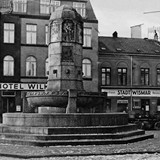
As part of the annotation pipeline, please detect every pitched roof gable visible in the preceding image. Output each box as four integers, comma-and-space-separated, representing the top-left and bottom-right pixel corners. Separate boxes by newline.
99, 36, 160, 54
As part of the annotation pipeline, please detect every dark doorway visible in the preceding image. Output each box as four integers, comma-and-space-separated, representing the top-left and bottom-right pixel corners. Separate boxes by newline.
141, 99, 150, 115
2, 97, 15, 113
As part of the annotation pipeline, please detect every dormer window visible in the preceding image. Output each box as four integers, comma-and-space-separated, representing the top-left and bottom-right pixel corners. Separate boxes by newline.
137, 49, 141, 52
155, 50, 160, 53
73, 2, 86, 17
116, 48, 122, 52
40, 0, 60, 14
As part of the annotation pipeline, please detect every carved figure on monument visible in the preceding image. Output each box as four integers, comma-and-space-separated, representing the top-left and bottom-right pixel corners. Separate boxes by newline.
62, 20, 74, 42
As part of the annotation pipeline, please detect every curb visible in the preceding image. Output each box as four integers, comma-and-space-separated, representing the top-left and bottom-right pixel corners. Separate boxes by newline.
0, 151, 160, 159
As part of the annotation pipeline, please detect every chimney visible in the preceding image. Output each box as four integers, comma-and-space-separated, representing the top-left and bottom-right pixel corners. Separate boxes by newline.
113, 31, 118, 38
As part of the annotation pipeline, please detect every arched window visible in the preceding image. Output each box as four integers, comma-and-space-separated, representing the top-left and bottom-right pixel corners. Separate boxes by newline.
45, 58, 49, 76
26, 56, 36, 76
82, 59, 91, 78
3, 56, 14, 76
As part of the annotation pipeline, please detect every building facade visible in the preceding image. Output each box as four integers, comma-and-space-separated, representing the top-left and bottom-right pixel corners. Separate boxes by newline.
0, 0, 98, 120
99, 34, 160, 117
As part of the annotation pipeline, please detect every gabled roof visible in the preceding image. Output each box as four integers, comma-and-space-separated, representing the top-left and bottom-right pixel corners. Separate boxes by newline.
99, 36, 160, 55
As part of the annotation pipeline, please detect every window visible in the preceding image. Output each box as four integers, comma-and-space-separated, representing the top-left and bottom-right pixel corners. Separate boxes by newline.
45, 25, 48, 45
40, 0, 50, 14
3, 56, 14, 76
4, 23, 15, 43
73, 2, 86, 17
45, 58, 49, 76
101, 68, 111, 85
26, 56, 36, 76
26, 24, 37, 44
83, 28, 92, 47
40, 0, 60, 14
82, 59, 91, 78
13, 0, 27, 13
141, 68, 149, 85
50, 0, 60, 13
157, 68, 160, 86
117, 68, 127, 85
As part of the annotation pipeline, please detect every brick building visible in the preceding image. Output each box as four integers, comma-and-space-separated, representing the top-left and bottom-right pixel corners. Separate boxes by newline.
0, 0, 98, 120
99, 33, 160, 116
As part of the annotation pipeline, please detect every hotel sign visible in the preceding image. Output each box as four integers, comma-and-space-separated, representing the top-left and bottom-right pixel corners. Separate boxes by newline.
102, 89, 160, 97
0, 83, 47, 90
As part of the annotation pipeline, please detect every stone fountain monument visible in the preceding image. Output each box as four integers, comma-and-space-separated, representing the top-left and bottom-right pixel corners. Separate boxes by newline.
0, 5, 153, 146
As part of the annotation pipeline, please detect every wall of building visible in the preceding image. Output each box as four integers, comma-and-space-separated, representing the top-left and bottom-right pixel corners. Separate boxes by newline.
83, 22, 99, 92
99, 51, 160, 116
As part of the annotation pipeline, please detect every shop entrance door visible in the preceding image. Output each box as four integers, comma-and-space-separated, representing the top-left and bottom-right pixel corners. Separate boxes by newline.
141, 99, 150, 116
2, 97, 15, 113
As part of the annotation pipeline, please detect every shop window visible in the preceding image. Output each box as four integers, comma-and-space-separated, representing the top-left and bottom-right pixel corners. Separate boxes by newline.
82, 59, 91, 78
133, 99, 140, 110
4, 23, 15, 43
3, 56, 14, 76
26, 56, 36, 76
141, 68, 149, 86
13, 0, 27, 13
101, 67, 111, 85
117, 68, 127, 86
26, 24, 37, 44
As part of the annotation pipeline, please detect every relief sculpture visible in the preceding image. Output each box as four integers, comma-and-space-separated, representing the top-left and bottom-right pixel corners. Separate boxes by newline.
62, 20, 74, 42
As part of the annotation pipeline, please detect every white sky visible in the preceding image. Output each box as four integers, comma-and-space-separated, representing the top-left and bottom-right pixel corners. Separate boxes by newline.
90, 0, 160, 38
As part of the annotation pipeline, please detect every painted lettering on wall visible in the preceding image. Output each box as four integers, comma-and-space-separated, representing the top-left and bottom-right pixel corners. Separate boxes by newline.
0, 83, 47, 90
132, 90, 151, 95
102, 89, 160, 97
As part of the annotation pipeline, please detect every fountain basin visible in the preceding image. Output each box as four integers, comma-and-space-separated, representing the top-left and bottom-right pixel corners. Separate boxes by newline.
3, 113, 128, 127
26, 91, 106, 112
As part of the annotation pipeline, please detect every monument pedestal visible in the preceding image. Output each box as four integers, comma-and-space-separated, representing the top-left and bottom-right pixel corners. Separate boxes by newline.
0, 5, 154, 146
0, 112, 153, 146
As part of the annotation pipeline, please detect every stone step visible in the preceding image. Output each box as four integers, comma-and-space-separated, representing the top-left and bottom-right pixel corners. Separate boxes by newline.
0, 123, 138, 135
0, 134, 154, 146
0, 130, 145, 141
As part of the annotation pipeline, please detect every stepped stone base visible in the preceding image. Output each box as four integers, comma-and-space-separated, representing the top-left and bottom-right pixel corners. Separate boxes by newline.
0, 113, 154, 146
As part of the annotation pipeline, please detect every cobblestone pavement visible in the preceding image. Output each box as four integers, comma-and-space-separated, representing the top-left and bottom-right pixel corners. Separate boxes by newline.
0, 131, 160, 159
1, 154, 160, 160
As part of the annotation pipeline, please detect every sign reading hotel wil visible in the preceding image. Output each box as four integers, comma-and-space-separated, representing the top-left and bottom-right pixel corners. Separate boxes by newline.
102, 89, 160, 97
0, 83, 47, 90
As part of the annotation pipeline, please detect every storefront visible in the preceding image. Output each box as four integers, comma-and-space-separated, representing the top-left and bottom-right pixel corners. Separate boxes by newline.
102, 89, 160, 116
0, 83, 47, 122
